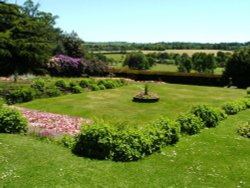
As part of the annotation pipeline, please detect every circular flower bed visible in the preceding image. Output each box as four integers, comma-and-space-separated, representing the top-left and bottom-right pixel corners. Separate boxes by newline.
133, 92, 160, 103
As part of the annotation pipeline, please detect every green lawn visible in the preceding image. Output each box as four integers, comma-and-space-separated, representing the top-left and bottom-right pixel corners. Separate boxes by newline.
18, 83, 245, 125
1, 109, 249, 187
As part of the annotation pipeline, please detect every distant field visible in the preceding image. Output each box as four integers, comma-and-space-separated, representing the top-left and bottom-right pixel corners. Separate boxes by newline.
111, 63, 224, 75
138, 49, 232, 56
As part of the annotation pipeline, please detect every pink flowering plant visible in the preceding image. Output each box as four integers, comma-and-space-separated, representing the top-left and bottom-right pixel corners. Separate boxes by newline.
14, 107, 91, 137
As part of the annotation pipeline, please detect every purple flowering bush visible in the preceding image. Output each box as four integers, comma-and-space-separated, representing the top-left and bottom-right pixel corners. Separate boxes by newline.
48, 55, 107, 77
48, 55, 83, 77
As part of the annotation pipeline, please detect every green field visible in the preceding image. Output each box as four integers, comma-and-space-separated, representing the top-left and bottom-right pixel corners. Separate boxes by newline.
18, 83, 244, 124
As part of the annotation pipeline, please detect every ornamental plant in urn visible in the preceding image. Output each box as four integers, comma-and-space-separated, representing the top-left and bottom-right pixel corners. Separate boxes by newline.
133, 83, 160, 103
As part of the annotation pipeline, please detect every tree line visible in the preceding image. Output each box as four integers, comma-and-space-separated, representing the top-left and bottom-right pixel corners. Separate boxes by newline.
123, 51, 232, 74
85, 42, 250, 52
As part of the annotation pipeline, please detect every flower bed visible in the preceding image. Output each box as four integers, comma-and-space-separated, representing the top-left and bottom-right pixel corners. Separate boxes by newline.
14, 107, 91, 137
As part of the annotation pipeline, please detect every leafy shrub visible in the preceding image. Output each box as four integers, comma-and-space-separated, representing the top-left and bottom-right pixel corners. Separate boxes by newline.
79, 79, 90, 88
177, 113, 204, 135
191, 105, 222, 128
54, 80, 68, 90
73, 121, 116, 159
70, 86, 82, 94
0, 107, 28, 133
44, 86, 62, 97
69, 81, 79, 88
31, 79, 46, 92
112, 129, 152, 161
151, 117, 180, 145
247, 87, 250, 95
222, 101, 246, 115
102, 80, 116, 89
98, 84, 106, 90
241, 98, 250, 108
6, 88, 35, 104
61, 135, 77, 149
0, 97, 5, 107
73, 118, 180, 162
213, 108, 228, 121
237, 122, 250, 138
89, 84, 100, 91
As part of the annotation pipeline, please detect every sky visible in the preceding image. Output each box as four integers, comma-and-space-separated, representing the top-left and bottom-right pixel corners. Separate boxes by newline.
11, 0, 250, 43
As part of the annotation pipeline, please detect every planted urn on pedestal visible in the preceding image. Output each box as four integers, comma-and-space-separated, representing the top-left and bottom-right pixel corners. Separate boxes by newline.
133, 84, 160, 103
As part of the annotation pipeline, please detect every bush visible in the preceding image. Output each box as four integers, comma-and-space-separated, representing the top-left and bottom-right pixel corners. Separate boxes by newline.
237, 122, 250, 138
73, 118, 180, 162
151, 117, 180, 145
44, 86, 62, 97
191, 105, 222, 128
222, 101, 246, 115
102, 80, 116, 89
247, 87, 250, 95
177, 113, 204, 135
70, 86, 82, 94
54, 80, 68, 90
31, 79, 46, 92
98, 84, 106, 90
0, 107, 28, 133
112, 129, 152, 161
73, 121, 116, 160
6, 88, 35, 104
79, 79, 90, 88
60, 135, 77, 149
89, 84, 100, 91
0, 97, 5, 107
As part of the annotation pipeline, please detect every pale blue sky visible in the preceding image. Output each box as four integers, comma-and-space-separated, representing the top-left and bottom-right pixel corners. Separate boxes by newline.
12, 0, 250, 43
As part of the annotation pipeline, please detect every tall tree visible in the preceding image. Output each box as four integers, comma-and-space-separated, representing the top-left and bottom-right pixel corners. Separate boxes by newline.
123, 51, 151, 70
0, 1, 60, 78
224, 48, 250, 87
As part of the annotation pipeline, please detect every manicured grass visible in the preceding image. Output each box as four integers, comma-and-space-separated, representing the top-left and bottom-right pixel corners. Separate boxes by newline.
18, 83, 245, 125
0, 109, 249, 187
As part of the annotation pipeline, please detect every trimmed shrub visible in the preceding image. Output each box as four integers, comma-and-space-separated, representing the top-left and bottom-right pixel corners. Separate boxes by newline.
89, 84, 100, 91
151, 117, 180, 145
79, 79, 90, 88
44, 86, 62, 97
177, 113, 205, 135
70, 86, 82, 94
0, 107, 28, 133
237, 122, 250, 138
191, 105, 222, 128
73, 121, 116, 160
241, 98, 250, 108
6, 88, 35, 104
112, 129, 152, 161
54, 80, 68, 90
0, 97, 5, 107
247, 87, 250, 95
73, 118, 180, 162
222, 101, 246, 115
98, 84, 106, 90
31, 79, 46, 92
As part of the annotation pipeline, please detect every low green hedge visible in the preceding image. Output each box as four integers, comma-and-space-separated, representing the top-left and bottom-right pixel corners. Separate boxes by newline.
73, 118, 179, 162
237, 122, 250, 138
0, 107, 28, 134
